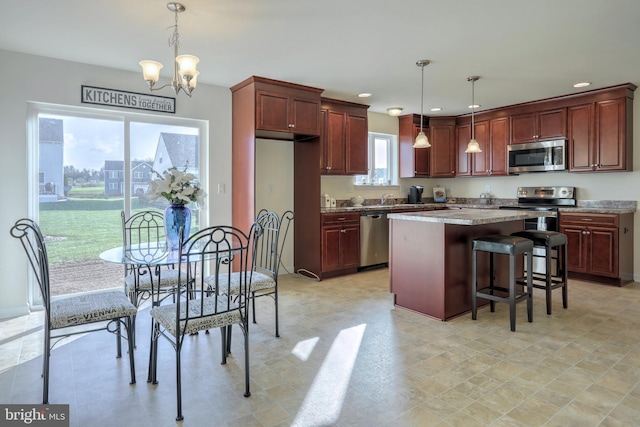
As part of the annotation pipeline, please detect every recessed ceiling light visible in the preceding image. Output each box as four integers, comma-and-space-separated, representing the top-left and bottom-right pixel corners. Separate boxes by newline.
387, 107, 403, 116
573, 82, 591, 88
468, 104, 480, 109
358, 93, 372, 98
430, 107, 442, 112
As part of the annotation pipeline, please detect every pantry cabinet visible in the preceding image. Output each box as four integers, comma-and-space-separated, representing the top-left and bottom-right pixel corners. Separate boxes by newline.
321, 212, 360, 274
320, 98, 369, 175
510, 108, 566, 144
559, 212, 634, 286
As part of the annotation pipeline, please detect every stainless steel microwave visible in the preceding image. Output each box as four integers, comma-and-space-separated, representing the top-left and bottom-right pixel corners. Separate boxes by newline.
508, 139, 566, 173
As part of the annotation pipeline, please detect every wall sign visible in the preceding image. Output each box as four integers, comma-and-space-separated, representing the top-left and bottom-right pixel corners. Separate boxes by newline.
81, 85, 175, 114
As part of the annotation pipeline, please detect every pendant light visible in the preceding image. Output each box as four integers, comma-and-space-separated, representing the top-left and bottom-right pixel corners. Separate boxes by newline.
413, 60, 431, 148
465, 76, 482, 153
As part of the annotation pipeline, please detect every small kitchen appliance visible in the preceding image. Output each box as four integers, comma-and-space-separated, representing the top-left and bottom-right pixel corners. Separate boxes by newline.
408, 185, 424, 204
433, 186, 447, 203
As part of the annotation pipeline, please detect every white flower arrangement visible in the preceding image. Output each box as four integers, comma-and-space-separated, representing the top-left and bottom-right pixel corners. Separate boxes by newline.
148, 166, 207, 206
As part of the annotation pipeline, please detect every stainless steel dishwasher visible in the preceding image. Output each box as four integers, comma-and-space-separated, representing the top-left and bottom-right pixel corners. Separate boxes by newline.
360, 211, 389, 268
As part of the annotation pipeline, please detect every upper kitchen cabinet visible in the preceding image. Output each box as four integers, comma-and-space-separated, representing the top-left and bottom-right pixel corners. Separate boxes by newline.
232, 76, 323, 140
320, 98, 369, 175
456, 116, 508, 177
428, 117, 457, 178
510, 108, 566, 144
568, 93, 634, 172
398, 114, 429, 177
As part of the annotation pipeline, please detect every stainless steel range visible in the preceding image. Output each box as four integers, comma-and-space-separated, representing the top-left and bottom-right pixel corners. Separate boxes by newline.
500, 186, 576, 274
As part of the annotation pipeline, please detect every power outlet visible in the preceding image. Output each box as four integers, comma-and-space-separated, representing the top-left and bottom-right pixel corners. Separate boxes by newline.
217, 183, 225, 194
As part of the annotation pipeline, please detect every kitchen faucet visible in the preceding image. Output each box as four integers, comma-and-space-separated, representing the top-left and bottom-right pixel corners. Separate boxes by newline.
381, 193, 394, 205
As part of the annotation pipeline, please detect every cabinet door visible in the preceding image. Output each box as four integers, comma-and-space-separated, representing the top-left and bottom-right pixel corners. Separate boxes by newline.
588, 226, 618, 277
470, 121, 490, 176
340, 225, 360, 269
595, 98, 626, 171
429, 123, 456, 178
538, 108, 567, 140
321, 226, 342, 272
345, 114, 368, 175
568, 103, 594, 172
414, 126, 430, 176
560, 225, 587, 273
510, 113, 537, 144
322, 110, 346, 174
290, 95, 321, 135
489, 117, 509, 176
256, 90, 290, 132
455, 123, 471, 177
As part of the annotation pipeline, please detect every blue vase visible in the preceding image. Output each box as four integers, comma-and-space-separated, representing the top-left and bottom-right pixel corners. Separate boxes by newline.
164, 204, 191, 250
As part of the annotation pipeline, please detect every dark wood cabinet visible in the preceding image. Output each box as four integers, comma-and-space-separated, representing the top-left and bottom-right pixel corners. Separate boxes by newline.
510, 108, 566, 144
256, 86, 321, 136
568, 97, 632, 172
456, 117, 508, 177
320, 98, 369, 175
559, 212, 634, 286
399, 114, 429, 177
321, 212, 360, 273
428, 117, 456, 178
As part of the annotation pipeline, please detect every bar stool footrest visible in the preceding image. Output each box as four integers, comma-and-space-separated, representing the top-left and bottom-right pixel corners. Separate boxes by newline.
476, 286, 531, 304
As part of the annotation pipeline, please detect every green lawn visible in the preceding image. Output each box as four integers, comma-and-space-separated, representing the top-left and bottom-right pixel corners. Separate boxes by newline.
39, 198, 197, 266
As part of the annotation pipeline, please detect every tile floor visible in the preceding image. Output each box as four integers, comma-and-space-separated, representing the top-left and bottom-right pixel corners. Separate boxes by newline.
1, 269, 640, 426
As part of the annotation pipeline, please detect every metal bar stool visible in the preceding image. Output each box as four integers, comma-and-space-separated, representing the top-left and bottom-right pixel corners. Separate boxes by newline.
471, 235, 533, 331
512, 230, 568, 315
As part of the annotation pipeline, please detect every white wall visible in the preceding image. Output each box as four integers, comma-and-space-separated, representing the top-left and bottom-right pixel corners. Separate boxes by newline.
255, 139, 295, 271
0, 49, 232, 317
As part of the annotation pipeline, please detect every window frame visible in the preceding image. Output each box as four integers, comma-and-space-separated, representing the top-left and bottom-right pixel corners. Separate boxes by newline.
355, 132, 399, 187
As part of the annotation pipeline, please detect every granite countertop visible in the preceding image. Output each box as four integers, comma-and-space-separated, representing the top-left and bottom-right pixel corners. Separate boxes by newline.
387, 208, 556, 226
321, 200, 636, 215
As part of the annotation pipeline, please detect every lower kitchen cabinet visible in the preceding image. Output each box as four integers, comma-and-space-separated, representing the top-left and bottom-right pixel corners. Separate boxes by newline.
321, 212, 360, 274
559, 212, 634, 286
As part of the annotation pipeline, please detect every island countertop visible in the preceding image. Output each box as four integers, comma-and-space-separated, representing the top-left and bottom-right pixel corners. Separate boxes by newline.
388, 208, 554, 226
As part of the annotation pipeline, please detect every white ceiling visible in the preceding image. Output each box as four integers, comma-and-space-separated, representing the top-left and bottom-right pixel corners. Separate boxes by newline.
2, 0, 639, 116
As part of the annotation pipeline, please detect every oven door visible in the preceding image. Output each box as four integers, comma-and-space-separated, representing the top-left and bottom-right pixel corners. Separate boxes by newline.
499, 206, 558, 275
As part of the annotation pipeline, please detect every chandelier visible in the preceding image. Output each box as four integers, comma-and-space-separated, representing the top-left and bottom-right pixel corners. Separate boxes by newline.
139, 3, 199, 97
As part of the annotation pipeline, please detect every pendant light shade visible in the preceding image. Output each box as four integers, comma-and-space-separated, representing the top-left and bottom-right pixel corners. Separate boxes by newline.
413, 60, 431, 149
465, 76, 482, 153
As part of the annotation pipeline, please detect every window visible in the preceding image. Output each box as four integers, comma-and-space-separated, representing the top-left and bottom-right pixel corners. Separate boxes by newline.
355, 133, 398, 186
28, 102, 208, 304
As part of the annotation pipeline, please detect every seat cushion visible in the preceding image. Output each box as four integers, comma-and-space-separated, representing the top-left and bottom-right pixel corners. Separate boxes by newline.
150, 297, 242, 336
50, 291, 137, 329
472, 234, 533, 255
512, 230, 567, 248
125, 268, 181, 292
204, 271, 276, 294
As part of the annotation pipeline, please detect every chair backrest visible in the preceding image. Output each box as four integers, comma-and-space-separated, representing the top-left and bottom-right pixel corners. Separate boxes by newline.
252, 210, 294, 278
175, 225, 253, 332
121, 210, 165, 247
10, 219, 51, 316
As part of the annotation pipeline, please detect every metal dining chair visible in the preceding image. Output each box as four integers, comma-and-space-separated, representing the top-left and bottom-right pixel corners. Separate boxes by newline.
148, 224, 256, 421
10, 218, 137, 404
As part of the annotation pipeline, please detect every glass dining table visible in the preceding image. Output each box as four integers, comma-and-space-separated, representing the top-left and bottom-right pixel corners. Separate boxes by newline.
100, 242, 197, 382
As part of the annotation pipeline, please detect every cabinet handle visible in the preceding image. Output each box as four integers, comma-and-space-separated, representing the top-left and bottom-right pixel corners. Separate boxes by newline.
326, 166, 331, 170
289, 123, 294, 128
340, 229, 346, 234
451, 171, 455, 174
338, 217, 346, 221
580, 218, 593, 221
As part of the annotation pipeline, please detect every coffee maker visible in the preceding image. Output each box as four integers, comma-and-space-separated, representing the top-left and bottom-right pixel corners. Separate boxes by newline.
408, 185, 424, 204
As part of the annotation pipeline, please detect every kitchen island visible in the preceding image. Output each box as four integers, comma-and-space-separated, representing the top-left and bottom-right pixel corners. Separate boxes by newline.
388, 208, 554, 321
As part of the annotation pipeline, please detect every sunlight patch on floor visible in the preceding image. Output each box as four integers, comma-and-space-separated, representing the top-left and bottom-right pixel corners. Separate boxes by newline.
291, 323, 366, 427
292, 336, 319, 361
